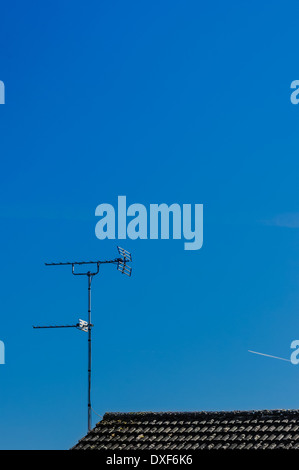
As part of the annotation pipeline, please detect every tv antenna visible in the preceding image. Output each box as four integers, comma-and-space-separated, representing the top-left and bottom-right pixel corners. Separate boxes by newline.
33, 246, 132, 432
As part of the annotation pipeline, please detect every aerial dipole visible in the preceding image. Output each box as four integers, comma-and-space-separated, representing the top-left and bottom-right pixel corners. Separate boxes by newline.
33, 246, 132, 432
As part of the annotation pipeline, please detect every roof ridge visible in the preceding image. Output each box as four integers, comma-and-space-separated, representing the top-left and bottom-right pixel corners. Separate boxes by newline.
101, 409, 299, 422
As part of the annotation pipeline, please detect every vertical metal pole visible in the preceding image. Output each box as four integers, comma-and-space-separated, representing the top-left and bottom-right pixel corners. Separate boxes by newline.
88, 272, 92, 432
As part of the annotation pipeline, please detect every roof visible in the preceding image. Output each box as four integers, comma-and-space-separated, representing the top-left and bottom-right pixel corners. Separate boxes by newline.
71, 409, 299, 450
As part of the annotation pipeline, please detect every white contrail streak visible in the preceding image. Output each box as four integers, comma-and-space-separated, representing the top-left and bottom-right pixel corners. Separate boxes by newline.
248, 350, 291, 362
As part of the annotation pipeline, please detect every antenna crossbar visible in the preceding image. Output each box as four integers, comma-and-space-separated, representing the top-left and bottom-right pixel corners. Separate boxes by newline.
33, 324, 79, 329
45, 258, 122, 267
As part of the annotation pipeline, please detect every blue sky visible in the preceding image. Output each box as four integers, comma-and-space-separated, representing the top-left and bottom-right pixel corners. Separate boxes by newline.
1, 0, 299, 449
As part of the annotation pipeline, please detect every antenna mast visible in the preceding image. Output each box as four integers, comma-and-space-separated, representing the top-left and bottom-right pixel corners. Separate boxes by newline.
33, 246, 132, 432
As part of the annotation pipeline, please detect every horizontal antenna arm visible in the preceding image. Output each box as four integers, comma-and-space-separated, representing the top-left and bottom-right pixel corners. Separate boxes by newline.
33, 324, 79, 329
45, 258, 122, 267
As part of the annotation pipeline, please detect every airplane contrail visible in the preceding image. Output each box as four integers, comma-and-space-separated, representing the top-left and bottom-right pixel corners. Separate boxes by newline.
248, 350, 291, 362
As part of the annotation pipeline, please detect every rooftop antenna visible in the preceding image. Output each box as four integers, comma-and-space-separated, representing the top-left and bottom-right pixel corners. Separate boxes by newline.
33, 246, 132, 432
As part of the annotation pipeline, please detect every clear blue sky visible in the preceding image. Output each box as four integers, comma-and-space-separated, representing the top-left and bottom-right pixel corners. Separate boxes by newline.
1, 0, 299, 450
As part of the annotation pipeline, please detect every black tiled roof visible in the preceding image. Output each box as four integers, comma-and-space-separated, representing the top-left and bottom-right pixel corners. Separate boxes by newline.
71, 410, 299, 450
